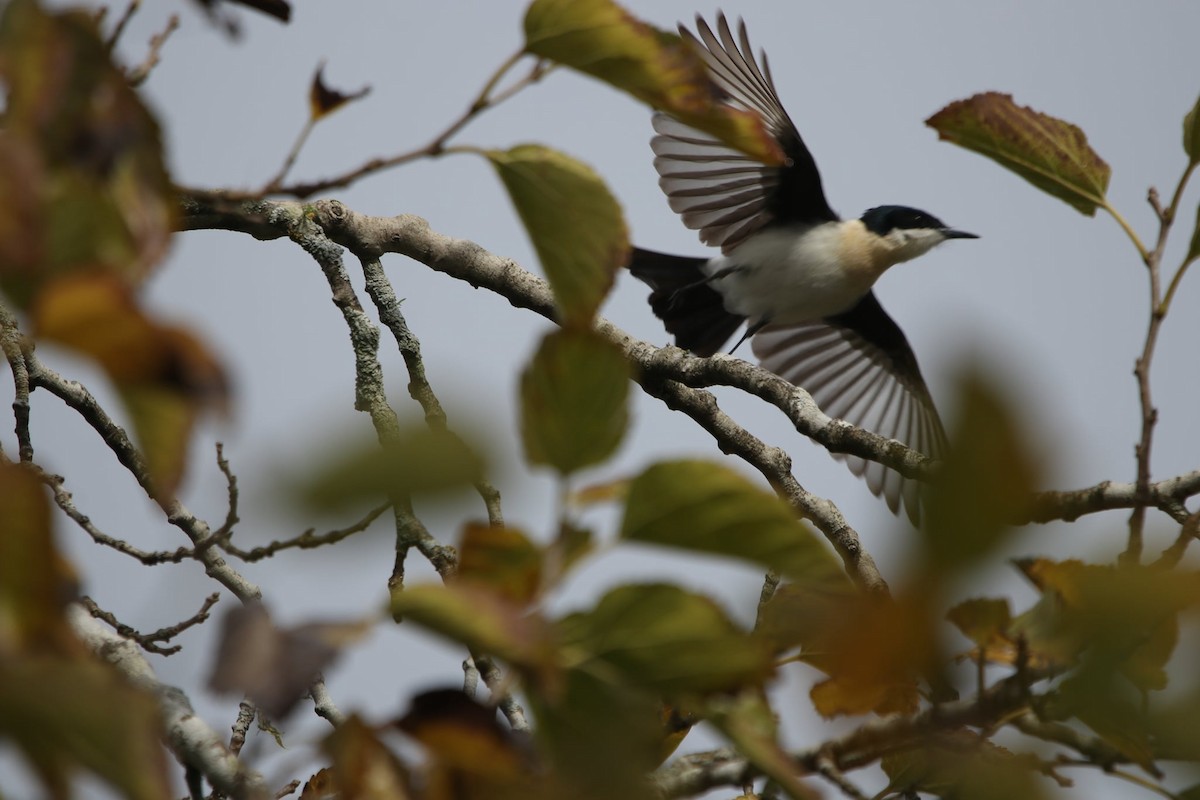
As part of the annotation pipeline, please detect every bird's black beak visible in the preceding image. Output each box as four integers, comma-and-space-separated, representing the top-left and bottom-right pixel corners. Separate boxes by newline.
941, 228, 979, 240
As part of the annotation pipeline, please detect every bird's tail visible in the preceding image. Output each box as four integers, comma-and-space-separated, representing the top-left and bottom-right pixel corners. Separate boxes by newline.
627, 247, 745, 357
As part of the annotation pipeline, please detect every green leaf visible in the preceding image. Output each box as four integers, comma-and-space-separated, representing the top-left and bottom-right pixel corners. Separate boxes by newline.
523, 0, 782, 164
881, 734, 1049, 800
1186, 201, 1200, 264
525, 668, 661, 800
557, 583, 773, 695
520, 328, 630, 474
704, 692, 814, 800
1184, 93, 1200, 164
488, 144, 628, 326
927, 92, 1110, 215
389, 583, 555, 673
0, 658, 171, 800
921, 372, 1039, 572
621, 460, 847, 590
298, 424, 486, 510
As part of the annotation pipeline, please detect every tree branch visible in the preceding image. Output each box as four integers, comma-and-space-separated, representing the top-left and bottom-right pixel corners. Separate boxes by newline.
68, 605, 268, 799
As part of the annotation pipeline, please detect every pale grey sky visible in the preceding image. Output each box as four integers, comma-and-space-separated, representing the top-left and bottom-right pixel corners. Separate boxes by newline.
6, 1, 1200, 797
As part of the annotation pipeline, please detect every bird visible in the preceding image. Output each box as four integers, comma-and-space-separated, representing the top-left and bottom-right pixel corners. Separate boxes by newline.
628, 13, 978, 524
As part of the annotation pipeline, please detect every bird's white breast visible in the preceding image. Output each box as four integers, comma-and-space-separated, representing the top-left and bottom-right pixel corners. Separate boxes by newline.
703, 220, 894, 324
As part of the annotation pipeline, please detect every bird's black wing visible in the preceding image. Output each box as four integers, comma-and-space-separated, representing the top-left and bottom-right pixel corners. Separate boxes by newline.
751, 292, 947, 524
651, 13, 837, 253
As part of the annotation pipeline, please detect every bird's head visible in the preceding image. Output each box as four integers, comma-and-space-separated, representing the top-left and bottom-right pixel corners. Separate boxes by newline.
859, 205, 978, 265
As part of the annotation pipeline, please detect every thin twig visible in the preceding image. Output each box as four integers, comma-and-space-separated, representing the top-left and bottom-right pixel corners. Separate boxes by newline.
212, 442, 240, 542
80, 593, 220, 655
26, 352, 262, 601
0, 302, 34, 462
105, 0, 139, 51
36, 467, 197, 564
753, 571, 781, 632
127, 13, 180, 87
1121, 186, 1174, 564
814, 753, 870, 800
219, 503, 392, 562
252, 52, 549, 198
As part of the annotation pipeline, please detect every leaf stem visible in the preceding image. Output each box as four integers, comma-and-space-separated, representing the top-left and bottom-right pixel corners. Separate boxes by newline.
1101, 201, 1150, 263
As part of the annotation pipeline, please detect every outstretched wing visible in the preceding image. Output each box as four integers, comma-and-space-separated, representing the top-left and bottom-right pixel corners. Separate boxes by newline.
752, 292, 947, 523
652, 13, 837, 253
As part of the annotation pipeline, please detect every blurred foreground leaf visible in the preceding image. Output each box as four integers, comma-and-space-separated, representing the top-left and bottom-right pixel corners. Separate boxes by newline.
300, 424, 485, 510
209, 603, 370, 718
526, 667, 661, 800
557, 583, 773, 696
32, 274, 229, 497
921, 372, 1039, 572
390, 583, 556, 677
520, 328, 630, 474
0, 657, 171, 800
321, 715, 412, 800
0, 0, 174, 293
397, 689, 535, 799
881, 734, 1049, 800
0, 463, 78, 655
622, 459, 847, 590
456, 522, 543, 605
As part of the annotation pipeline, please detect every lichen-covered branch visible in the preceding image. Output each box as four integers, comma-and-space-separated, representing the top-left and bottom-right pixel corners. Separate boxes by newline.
68, 605, 268, 800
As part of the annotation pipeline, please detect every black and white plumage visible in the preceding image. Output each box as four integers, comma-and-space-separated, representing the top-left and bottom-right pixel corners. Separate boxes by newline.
628, 13, 977, 523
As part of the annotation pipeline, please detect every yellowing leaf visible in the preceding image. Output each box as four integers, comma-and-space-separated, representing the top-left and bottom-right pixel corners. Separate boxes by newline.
927, 92, 1110, 215
523, 0, 782, 164
0, 0, 175, 291
456, 522, 543, 605
397, 689, 527, 781
32, 274, 229, 497
802, 593, 931, 718
309, 62, 370, 121
0, 463, 79, 656
322, 715, 413, 800
556, 583, 773, 696
488, 145, 628, 326
1015, 558, 1199, 692
390, 583, 555, 675
621, 460, 848, 591
0, 657, 171, 800
946, 598, 1019, 666
520, 328, 630, 474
